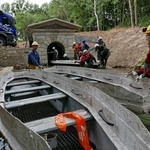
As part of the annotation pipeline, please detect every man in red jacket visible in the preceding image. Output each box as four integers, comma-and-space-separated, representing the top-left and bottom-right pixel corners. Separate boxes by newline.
80, 50, 92, 67
75, 50, 96, 67
133, 25, 150, 81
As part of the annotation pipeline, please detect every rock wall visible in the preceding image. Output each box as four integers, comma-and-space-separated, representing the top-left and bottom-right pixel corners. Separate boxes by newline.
0, 47, 29, 67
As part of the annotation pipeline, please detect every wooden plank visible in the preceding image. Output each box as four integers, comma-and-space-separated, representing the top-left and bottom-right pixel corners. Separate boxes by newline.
7, 80, 40, 87
25, 109, 92, 134
5, 85, 51, 95
5, 92, 66, 109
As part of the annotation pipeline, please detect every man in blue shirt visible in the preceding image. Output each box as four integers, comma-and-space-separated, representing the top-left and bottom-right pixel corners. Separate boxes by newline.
28, 41, 43, 69
82, 40, 89, 50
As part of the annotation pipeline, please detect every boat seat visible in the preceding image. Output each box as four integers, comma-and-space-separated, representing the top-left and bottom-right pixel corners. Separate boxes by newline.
5, 92, 66, 109
25, 109, 92, 134
5, 85, 51, 95
70, 77, 82, 80
7, 80, 41, 87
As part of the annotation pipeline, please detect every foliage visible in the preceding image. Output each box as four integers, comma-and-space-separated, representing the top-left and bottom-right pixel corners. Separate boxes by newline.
133, 58, 145, 71
1, 0, 150, 40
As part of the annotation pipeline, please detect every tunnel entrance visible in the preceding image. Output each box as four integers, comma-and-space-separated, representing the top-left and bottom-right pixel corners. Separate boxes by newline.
47, 41, 65, 65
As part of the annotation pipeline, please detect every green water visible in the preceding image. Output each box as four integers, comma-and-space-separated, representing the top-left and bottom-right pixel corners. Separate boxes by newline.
137, 114, 150, 132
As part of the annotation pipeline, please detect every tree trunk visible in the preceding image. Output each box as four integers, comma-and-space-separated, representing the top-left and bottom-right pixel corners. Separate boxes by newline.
128, 0, 134, 27
94, 0, 100, 30
134, 0, 137, 26
122, 0, 126, 24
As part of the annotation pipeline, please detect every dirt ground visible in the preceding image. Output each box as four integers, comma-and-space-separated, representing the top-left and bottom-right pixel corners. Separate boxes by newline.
76, 27, 148, 68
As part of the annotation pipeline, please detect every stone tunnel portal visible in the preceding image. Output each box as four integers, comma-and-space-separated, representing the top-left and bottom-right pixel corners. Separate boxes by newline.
47, 41, 65, 65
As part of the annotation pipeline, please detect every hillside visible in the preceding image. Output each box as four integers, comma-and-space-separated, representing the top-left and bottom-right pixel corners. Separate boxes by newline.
76, 27, 148, 68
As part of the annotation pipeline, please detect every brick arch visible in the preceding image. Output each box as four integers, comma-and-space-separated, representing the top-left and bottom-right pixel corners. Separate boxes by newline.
47, 41, 65, 65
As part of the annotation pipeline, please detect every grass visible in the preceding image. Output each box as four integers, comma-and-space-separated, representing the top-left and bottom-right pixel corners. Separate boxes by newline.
137, 114, 150, 132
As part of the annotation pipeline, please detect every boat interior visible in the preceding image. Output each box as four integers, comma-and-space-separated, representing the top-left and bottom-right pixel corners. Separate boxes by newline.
4, 76, 116, 150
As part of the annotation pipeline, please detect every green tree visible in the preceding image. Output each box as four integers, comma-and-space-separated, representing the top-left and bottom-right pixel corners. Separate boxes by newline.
1, 3, 11, 13
1, 0, 150, 40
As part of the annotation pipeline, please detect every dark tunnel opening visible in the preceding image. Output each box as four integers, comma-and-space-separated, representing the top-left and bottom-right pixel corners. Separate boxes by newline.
47, 42, 65, 65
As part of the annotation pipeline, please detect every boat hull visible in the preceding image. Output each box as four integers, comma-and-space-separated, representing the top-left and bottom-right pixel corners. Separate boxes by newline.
45, 66, 150, 113
0, 69, 150, 150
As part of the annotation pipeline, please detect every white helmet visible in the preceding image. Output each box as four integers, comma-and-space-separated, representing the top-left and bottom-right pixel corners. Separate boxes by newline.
83, 50, 88, 54
63, 54, 67, 57
52, 47, 55, 50
94, 43, 99, 48
32, 41, 39, 46
73, 42, 76, 45
98, 37, 102, 41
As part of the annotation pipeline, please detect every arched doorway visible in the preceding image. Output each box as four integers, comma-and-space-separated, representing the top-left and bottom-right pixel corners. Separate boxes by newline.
47, 41, 65, 65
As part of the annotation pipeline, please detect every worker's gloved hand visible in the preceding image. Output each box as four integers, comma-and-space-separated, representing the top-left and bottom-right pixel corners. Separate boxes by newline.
139, 74, 145, 79
39, 65, 44, 69
135, 74, 145, 82
132, 71, 138, 76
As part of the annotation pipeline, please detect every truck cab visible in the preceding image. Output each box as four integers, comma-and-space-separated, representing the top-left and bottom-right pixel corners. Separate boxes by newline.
0, 10, 17, 46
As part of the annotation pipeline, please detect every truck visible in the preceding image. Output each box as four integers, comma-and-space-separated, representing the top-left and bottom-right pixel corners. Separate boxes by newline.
0, 10, 17, 46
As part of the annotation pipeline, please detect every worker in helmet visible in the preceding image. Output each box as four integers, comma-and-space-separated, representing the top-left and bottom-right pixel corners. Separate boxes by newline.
95, 43, 110, 69
132, 25, 150, 81
82, 40, 89, 50
97, 36, 106, 47
80, 50, 95, 68
52, 47, 58, 60
62, 53, 69, 60
28, 41, 43, 69
72, 42, 78, 60
78, 51, 83, 59
95, 36, 110, 69
75, 50, 96, 67
96, 36, 106, 60
74, 51, 85, 66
